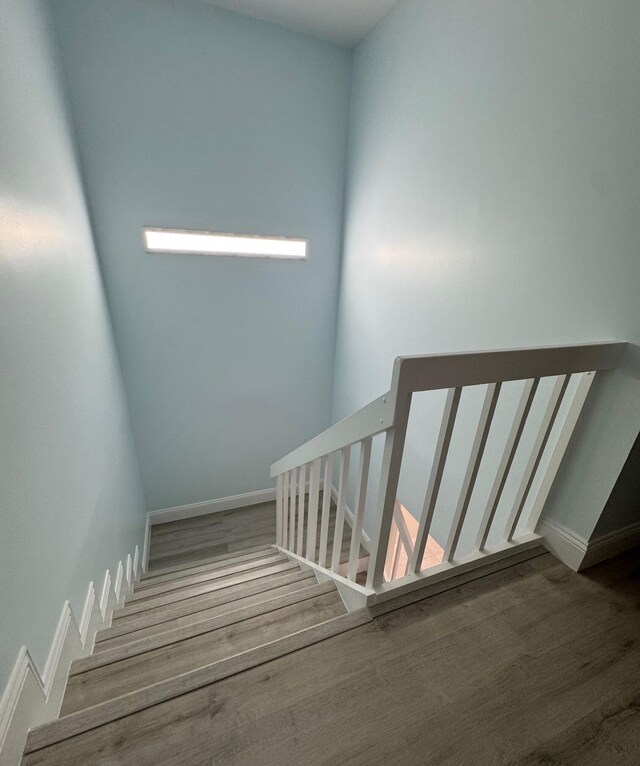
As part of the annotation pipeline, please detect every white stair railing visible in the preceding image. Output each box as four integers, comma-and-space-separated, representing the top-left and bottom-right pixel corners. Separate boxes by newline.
271, 342, 626, 608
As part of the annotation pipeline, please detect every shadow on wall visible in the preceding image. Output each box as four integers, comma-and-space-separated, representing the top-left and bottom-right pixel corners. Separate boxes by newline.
594, 432, 640, 538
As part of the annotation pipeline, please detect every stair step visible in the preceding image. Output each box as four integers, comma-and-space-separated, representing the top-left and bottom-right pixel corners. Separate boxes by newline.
74, 581, 336, 675
148, 518, 277, 556
24, 609, 371, 757
127, 551, 285, 602
137, 545, 278, 586
147, 532, 278, 571
94, 569, 315, 645
115, 560, 299, 618
140, 543, 274, 580
60, 589, 346, 714
149, 504, 276, 539
94, 572, 317, 652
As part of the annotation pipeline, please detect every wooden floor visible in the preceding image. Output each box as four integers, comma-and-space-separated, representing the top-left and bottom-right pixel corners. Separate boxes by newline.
23, 514, 640, 765
146, 502, 279, 572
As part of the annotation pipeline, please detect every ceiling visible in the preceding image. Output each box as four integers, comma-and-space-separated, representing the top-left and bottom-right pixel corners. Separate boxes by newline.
203, 0, 401, 47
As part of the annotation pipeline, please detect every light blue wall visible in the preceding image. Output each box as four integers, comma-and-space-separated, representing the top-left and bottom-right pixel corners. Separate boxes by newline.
0, 0, 146, 691
49, 0, 352, 511
334, 0, 640, 541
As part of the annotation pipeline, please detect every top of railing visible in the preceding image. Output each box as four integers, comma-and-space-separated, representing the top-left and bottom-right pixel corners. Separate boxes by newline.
270, 341, 627, 478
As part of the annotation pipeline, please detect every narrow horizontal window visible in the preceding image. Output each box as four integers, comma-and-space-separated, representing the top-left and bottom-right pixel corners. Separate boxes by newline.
143, 227, 307, 259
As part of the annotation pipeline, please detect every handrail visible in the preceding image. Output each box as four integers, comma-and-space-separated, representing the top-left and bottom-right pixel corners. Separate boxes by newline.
270, 340, 630, 609
270, 393, 393, 478
393, 341, 624, 393
271, 342, 625, 478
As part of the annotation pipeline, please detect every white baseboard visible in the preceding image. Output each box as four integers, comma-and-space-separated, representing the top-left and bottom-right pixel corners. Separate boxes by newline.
142, 512, 152, 574
148, 487, 277, 527
539, 518, 640, 571
581, 519, 640, 570
330, 486, 372, 551
0, 545, 140, 765
538, 519, 588, 571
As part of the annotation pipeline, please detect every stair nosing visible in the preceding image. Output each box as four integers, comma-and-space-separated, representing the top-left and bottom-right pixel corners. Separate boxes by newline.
147, 536, 278, 567
141, 544, 274, 579
25, 609, 372, 755
127, 553, 285, 602
115, 561, 299, 617
137, 547, 280, 588
94, 570, 316, 644
70, 581, 337, 675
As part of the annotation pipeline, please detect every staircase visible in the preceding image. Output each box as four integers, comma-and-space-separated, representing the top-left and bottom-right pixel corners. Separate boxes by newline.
20, 504, 370, 764
19, 341, 639, 764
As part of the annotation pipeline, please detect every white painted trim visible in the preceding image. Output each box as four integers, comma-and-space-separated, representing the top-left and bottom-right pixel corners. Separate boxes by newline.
271, 343, 626, 477
539, 517, 640, 571
99, 571, 112, 620
125, 554, 133, 588
276, 546, 374, 611
373, 535, 544, 601
142, 513, 151, 574
538, 518, 587, 571
330, 485, 372, 551
582, 519, 640, 570
114, 561, 125, 606
0, 546, 139, 765
77, 585, 95, 647
133, 546, 140, 582
0, 649, 44, 766
148, 487, 278, 526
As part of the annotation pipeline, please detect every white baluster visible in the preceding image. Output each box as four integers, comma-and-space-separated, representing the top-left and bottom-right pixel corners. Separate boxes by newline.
366, 391, 413, 589
297, 463, 307, 556
281, 471, 290, 549
331, 447, 351, 573
410, 387, 461, 573
276, 474, 283, 546
347, 437, 372, 581
318, 453, 334, 568
306, 458, 322, 562
288, 466, 297, 551
445, 383, 502, 562
504, 375, 571, 541
476, 378, 539, 551
524, 372, 595, 534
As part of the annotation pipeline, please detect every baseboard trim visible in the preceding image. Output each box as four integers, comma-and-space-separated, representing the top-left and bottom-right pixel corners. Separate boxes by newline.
539, 517, 640, 571
538, 518, 588, 571
148, 487, 278, 527
142, 512, 152, 574
0, 544, 141, 765
581, 519, 640, 570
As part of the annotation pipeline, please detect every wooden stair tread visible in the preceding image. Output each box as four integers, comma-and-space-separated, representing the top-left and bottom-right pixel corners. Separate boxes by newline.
94, 574, 317, 652
21, 500, 379, 760
24, 609, 371, 756
147, 533, 279, 571
148, 520, 277, 556
149, 502, 277, 538
114, 560, 299, 617
95, 569, 316, 644
137, 545, 278, 586
61, 589, 345, 714
73, 581, 338, 674
127, 551, 286, 602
